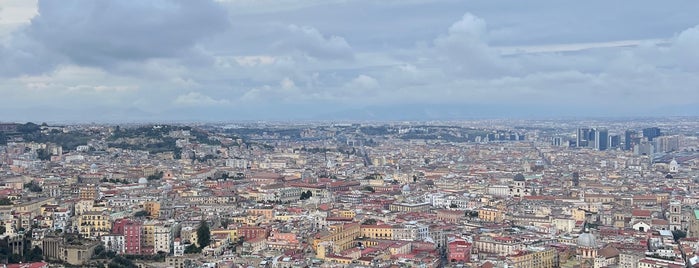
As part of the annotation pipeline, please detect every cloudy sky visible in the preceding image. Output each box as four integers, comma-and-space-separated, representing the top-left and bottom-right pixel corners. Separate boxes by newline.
0, 0, 698, 122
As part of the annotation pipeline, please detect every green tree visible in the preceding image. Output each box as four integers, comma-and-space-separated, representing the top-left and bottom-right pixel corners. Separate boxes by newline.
0, 225, 5, 235
0, 198, 11, 205
36, 149, 52, 161
25, 246, 43, 262
363, 186, 375, 193
197, 220, 211, 249
184, 244, 201, 254
361, 218, 377, 225
134, 211, 149, 218
24, 181, 42, 192
449, 203, 458, 208
221, 218, 231, 229
672, 230, 687, 241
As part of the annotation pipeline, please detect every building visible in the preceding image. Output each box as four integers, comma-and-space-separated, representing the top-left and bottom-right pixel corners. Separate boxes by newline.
508, 246, 558, 268
77, 211, 112, 238
123, 220, 143, 255
144, 201, 160, 218
642, 127, 661, 141
625, 130, 638, 151
577, 128, 591, 148
594, 128, 609, 151
447, 239, 472, 263
478, 207, 504, 223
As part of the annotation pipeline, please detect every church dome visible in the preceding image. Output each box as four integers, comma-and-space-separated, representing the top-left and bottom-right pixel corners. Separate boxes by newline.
514, 173, 525, 181
577, 232, 597, 248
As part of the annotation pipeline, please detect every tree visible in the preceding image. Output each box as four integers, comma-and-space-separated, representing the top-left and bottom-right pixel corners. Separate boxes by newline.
24, 181, 42, 192
300, 190, 313, 200
672, 230, 687, 242
36, 149, 52, 161
0, 198, 11, 205
197, 220, 211, 249
572, 172, 580, 187
449, 203, 458, 208
25, 246, 43, 262
184, 244, 201, 254
0, 225, 5, 235
221, 218, 231, 229
362, 218, 377, 225
363, 186, 375, 193
134, 211, 149, 218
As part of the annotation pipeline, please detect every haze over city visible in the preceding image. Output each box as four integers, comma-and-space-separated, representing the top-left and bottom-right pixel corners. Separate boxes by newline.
1, 0, 699, 122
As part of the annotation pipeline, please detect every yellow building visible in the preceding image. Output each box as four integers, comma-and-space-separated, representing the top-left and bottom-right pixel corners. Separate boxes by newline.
144, 201, 160, 218
212, 228, 239, 240
79, 185, 98, 200
479, 207, 504, 223
78, 211, 112, 238
13, 197, 56, 217
572, 208, 587, 221
249, 209, 274, 220
313, 223, 361, 257
509, 247, 558, 268
337, 210, 356, 218
361, 224, 393, 239
142, 220, 161, 247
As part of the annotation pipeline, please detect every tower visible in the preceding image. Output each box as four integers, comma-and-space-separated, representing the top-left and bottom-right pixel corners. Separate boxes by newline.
642, 127, 661, 141
669, 201, 682, 231
624, 130, 637, 151
594, 129, 608, 151
577, 128, 590, 147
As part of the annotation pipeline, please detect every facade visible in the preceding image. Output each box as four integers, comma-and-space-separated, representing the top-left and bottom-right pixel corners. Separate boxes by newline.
123, 220, 143, 255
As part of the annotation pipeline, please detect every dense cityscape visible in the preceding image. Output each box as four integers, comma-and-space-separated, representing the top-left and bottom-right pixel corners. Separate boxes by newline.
0, 118, 698, 268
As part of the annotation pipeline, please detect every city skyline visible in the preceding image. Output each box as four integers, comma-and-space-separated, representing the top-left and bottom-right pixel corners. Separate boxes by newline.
1, 0, 699, 122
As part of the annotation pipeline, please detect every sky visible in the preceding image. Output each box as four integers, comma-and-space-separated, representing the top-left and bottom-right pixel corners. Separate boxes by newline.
0, 0, 698, 122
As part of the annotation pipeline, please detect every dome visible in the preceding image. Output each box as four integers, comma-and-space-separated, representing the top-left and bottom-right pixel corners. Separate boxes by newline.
514, 173, 525, 181
138, 177, 148, 184
402, 184, 411, 192
577, 232, 597, 248
90, 163, 98, 169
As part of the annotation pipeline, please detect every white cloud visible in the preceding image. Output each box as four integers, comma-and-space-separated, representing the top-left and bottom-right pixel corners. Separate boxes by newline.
173, 92, 230, 106
271, 24, 353, 60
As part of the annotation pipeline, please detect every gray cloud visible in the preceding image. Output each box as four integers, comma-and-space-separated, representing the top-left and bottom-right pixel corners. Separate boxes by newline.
0, 0, 698, 121
16, 0, 228, 71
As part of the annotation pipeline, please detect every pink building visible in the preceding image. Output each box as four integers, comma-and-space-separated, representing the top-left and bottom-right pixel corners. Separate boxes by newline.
447, 239, 472, 263
123, 220, 143, 255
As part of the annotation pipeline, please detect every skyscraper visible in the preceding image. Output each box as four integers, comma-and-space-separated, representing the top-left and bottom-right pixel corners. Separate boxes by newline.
609, 135, 620, 149
624, 130, 637, 151
577, 128, 590, 147
642, 127, 661, 141
594, 128, 608, 151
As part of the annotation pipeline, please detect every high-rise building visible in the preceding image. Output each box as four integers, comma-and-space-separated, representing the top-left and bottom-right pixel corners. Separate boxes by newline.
577, 128, 591, 147
642, 127, 661, 141
624, 130, 637, 151
609, 135, 620, 149
594, 129, 608, 151
655, 135, 681, 153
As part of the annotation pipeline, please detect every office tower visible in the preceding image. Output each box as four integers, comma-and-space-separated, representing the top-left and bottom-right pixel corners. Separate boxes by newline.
642, 127, 661, 141
594, 128, 608, 151
609, 135, 620, 149
577, 128, 590, 147
624, 130, 637, 151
